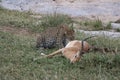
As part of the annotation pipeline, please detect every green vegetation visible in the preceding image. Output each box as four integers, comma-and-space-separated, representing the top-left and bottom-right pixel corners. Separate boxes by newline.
76, 31, 120, 54
0, 31, 120, 80
0, 7, 73, 32
106, 22, 112, 29
84, 19, 103, 29
115, 28, 120, 32
0, 7, 120, 80
77, 19, 112, 31
40, 13, 73, 28
0, 7, 43, 32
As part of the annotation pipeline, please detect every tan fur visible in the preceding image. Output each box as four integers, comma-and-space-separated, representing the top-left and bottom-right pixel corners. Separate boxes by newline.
46, 40, 91, 63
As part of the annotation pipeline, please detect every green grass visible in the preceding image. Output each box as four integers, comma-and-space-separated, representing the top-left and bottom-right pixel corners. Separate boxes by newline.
0, 6, 112, 31
77, 19, 112, 31
40, 13, 73, 28
0, 7, 44, 32
84, 20, 101, 27
76, 31, 120, 53
0, 7, 73, 32
0, 31, 120, 80
0, 7, 120, 80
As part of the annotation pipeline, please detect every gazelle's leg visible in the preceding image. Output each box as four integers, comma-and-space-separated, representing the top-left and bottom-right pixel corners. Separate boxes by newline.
46, 48, 63, 58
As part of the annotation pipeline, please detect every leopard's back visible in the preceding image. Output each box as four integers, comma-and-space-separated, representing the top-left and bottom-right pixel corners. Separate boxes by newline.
36, 25, 75, 49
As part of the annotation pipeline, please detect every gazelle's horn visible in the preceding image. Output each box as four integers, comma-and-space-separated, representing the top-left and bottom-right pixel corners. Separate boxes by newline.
79, 36, 97, 56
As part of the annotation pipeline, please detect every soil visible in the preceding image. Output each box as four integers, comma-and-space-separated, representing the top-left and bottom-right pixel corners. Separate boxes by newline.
0, 26, 39, 38
1, 0, 120, 22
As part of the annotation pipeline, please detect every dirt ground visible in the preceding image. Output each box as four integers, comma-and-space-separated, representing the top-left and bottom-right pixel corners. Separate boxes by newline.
1, 0, 120, 23
0, 26, 39, 38
54, 0, 120, 22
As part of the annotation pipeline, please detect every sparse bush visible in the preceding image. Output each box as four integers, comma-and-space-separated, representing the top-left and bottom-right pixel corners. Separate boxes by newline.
40, 13, 73, 28
84, 19, 103, 30
77, 19, 111, 30
106, 22, 112, 29
113, 54, 120, 64
92, 19, 102, 28
115, 28, 120, 32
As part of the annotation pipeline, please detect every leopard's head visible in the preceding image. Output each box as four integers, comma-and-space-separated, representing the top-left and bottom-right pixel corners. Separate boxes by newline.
61, 25, 75, 41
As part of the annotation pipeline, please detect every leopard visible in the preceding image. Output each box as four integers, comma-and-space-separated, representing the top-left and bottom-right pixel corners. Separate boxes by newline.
36, 24, 75, 49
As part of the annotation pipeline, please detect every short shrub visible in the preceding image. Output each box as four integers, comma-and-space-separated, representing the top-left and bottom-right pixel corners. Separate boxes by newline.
40, 13, 73, 28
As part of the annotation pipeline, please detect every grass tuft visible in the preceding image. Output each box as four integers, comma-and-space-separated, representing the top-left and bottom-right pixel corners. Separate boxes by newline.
77, 19, 112, 31
83, 19, 103, 30
40, 13, 73, 28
